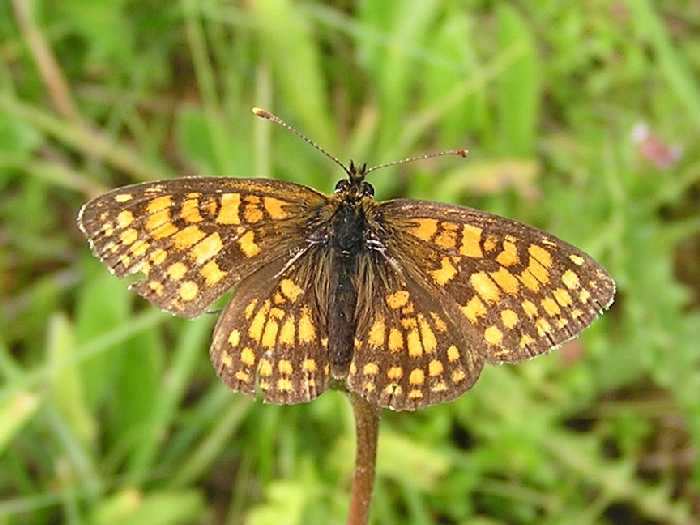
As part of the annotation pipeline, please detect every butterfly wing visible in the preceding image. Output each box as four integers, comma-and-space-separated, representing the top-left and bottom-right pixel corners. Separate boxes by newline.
77, 177, 327, 318
209, 247, 332, 405
374, 199, 615, 364
347, 253, 484, 411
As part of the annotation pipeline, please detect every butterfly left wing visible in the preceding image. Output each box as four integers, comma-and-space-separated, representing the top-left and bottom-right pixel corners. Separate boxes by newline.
373, 199, 616, 364
77, 177, 327, 318
210, 247, 331, 405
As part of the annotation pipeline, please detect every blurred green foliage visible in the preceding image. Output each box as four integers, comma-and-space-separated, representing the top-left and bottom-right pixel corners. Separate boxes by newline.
1, 1, 700, 524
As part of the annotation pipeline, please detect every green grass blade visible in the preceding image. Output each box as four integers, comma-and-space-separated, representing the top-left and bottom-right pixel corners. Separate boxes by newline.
47, 313, 96, 448
0, 390, 40, 455
496, 4, 541, 156
627, 0, 700, 129
125, 317, 213, 485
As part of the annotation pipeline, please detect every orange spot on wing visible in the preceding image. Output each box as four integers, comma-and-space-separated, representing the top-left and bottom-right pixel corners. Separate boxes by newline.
418, 315, 437, 353
461, 296, 486, 323
528, 244, 552, 267
280, 279, 303, 302
435, 224, 458, 248
386, 290, 410, 309
522, 300, 538, 318
407, 329, 422, 357
428, 360, 443, 376
299, 307, 316, 343
147, 195, 172, 213
238, 230, 261, 257
409, 218, 438, 241
368, 318, 386, 348
388, 328, 403, 352
541, 297, 561, 317
150, 248, 167, 265
200, 260, 227, 285
279, 317, 296, 346
191, 232, 223, 264
496, 239, 519, 266
470, 272, 500, 302
562, 269, 580, 289
409, 368, 424, 385
460, 225, 483, 258
181, 198, 203, 223
264, 197, 289, 219
553, 288, 573, 307
179, 280, 198, 301
490, 267, 520, 295
484, 325, 503, 345
228, 330, 241, 347
431, 257, 458, 285
262, 319, 280, 348
483, 235, 498, 252
500, 309, 519, 329
527, 257, 550, 284
217, 193, 240, 224
447, 345, 460, 362
173, 225, 205, 250
569, 254, 585, 266
243, 204, 263, 223
248, 301, 270, 342
117, 210, 134, 228
120, 228, 138, 245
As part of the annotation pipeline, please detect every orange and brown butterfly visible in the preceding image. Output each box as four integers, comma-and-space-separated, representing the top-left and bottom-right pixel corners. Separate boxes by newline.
77, 107, 615, 411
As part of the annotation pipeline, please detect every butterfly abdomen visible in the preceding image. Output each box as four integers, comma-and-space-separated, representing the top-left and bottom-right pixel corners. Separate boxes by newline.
327, 201, 367, 378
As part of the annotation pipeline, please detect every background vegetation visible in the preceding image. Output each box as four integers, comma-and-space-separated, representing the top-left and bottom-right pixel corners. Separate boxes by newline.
1, 1, 700, 523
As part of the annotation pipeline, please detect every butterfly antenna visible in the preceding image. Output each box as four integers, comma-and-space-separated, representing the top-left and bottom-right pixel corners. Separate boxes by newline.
365, 148, 469, 175
252, 107, 351, 177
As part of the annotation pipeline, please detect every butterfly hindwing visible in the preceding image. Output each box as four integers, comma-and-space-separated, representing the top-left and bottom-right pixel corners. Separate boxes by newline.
209, 250, 331, 405
375, 199, 616, 364
347, 258, 484, 411
78, 177, 327, 318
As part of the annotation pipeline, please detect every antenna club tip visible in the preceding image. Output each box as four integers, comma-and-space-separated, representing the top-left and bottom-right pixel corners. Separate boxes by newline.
252, 107, 273, 119
457, 148, 469, 158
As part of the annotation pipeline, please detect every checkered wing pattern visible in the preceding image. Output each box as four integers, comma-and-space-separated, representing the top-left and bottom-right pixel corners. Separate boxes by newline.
78, 178, 327, 318
209, 249, 331, 405
347, 257, 484, 411
377, 200, 615, 366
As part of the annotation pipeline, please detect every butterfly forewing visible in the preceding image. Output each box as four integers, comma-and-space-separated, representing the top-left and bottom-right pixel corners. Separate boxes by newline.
78, 177, 327, 318
210, 249, 331, 405
376, 199, 616, 365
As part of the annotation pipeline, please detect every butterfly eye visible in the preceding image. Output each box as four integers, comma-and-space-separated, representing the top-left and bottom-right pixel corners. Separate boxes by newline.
334, 180, 350, 193
361, 182, 375, 197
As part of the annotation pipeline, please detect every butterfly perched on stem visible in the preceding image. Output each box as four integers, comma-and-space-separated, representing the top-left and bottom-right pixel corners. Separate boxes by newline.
78, 107, 615, 411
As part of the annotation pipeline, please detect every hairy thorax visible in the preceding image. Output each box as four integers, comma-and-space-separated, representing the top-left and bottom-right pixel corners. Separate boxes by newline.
327, 196, 375, 378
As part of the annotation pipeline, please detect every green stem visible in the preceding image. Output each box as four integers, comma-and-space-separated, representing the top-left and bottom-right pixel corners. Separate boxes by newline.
346, 393, 380, 525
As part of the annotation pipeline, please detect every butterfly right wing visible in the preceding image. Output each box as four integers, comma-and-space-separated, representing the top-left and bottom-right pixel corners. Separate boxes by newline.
374, 199, 615, 363
347, 254, 484, 411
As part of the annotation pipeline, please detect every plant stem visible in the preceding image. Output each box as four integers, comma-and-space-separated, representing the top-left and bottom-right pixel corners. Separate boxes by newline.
12, 0, 81, 123
346, 393, 380, 525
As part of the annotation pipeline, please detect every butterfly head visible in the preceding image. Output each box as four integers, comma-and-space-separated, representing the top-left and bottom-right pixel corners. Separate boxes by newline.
334, 160, 374, 199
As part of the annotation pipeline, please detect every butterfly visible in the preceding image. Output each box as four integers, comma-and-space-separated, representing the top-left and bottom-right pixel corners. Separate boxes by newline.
77, 107, 615, 411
